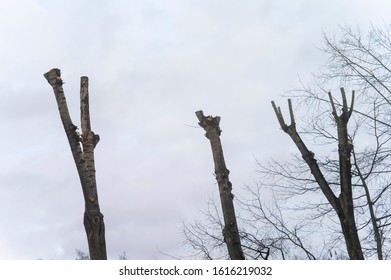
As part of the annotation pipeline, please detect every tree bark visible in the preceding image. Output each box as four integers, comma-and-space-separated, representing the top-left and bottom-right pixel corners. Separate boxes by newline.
44, 68, 107, 260
328, 89, 363, 260
195, 110, 245, 260
272, 88, 364, 260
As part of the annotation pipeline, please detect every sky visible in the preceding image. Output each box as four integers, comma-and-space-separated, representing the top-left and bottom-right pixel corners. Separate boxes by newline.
0, 0, 391, 260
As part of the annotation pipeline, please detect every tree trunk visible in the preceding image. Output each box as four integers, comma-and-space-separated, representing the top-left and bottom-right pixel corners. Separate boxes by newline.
195, 110, 245, 260
44, 68, 107, 260
328, 89, 364, 260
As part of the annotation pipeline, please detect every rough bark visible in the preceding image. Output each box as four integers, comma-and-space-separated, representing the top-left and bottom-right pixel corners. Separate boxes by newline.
44, 68, 107, 260
195, 110, 245, 260
272, 88, 364, 260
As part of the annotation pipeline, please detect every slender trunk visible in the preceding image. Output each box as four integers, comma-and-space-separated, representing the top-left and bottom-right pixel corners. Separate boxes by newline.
44, 68, 107, 260
352, 149, 383, 259
196, 110, 245, 260
329, 89, 363, 260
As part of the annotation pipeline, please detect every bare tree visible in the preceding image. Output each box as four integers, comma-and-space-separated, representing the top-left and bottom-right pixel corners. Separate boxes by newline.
195, 110, 245, 260
119, 251, 128, 260
44, 68, 107, 260
75, 249, 90, 260
184, 24, 391, 260
293, 24, 391, 259
181, 186, 320, 260
181, 201, 228, 260
260, 24, 391, 259
272, 88, 364, 259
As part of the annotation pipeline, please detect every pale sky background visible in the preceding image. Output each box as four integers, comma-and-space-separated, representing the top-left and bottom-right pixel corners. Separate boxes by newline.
0, 0, 390, 260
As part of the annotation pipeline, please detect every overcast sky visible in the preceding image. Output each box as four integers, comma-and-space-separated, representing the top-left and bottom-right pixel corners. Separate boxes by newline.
0, 0, 390, 260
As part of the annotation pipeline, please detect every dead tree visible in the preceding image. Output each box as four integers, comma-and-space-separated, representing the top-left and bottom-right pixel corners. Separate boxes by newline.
44, 68, 107, 260
195, 110, 245, 260
272, 88, 364, 260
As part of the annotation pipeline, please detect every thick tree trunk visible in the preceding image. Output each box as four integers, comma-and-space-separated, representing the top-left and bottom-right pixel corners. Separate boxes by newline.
272, 88, 364, 260
195, 110, 245, 260
44, 68, 107, 260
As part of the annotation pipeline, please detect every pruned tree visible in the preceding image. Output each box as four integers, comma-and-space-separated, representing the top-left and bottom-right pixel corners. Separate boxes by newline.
195, 110, 245, 260
290, 24, 391, 259
272, 88, 364, 259
44, 68, 107, 260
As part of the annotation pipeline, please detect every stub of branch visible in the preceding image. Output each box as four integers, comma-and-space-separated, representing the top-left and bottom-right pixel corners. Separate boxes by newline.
44, 68, 63, 86
288, 99, 295, 126
271, 100, 296, 131
348, 90, 355, 119
328, 92, 338, 119
271, 101, 286, 129
195, 110, 222, 137
328, 88, 355, 121
195, 110, 205, 123
340, 87, 348, 110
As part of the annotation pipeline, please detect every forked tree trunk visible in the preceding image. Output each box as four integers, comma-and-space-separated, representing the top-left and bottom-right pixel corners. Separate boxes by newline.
44, 68, 107, 260
272, 88, 364, 260
328, 89, 363, 260
195, 110, 245, 260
